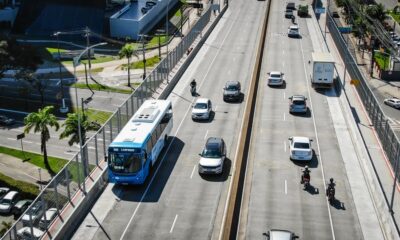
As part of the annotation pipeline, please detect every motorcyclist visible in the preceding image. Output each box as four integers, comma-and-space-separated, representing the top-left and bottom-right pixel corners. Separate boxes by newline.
301, 165, 310, 183
190, 79, 197, 95
291, 15, 296, 24
326, 178, 336, 197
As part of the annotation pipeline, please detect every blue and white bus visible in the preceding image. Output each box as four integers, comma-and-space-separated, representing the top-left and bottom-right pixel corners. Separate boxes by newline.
108, 100, 173, 184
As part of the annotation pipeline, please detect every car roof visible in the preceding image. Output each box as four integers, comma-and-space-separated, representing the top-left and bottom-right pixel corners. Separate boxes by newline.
269, 229, 293, 240
269, 71, 282, 75
195, 98, 210, 104
292, 136, 310, 143
389, 98, 400, 102
226, 81, 240, 86
291, 95, 306, 101
15, 199, 32, 206
206, 137, 223, 147
3, 191, 18, 199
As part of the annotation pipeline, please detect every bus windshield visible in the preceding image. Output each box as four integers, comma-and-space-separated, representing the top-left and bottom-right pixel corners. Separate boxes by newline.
109, 151, 144, 174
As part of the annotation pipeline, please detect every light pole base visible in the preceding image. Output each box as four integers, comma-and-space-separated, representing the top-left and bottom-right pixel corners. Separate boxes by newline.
60, 98, 69, 113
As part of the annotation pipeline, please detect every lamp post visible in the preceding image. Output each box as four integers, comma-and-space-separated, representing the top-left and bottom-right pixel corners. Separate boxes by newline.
53, 32, 68, 113
73, 42, 107, 180
38, 168, 42, 191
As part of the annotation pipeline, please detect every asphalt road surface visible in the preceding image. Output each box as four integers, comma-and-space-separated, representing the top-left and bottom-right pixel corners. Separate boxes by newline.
73, 0, 266, 239
239, 1, 363, 239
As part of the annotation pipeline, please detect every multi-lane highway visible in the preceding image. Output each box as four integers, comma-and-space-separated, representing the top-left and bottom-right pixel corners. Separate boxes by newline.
73, 0, 266, 239
237, 0, 364, 239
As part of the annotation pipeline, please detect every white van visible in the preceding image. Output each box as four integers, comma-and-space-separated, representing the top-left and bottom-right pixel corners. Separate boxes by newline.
0, 191, 18, 214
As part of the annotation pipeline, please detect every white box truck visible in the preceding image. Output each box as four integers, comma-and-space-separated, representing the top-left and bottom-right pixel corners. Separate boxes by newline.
311, 52, 335, 89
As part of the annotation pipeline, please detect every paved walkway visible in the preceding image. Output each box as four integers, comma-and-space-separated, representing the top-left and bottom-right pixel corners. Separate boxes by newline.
0, 153, 51, 187
315, 3, 400, 239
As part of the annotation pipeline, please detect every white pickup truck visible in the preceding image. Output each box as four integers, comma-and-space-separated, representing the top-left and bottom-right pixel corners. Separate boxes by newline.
311, 52, 335, 89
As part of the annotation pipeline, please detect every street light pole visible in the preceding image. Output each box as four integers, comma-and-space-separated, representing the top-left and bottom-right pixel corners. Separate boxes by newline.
53, 32, 68, 113
38, 168, 42, 191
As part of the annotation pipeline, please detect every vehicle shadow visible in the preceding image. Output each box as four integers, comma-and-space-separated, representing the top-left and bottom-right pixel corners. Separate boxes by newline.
304, 184, 319, 195
112, 136, 184, 202
330, 198, 346, 210
290, 108, 312, 118
199, 158, 231, 182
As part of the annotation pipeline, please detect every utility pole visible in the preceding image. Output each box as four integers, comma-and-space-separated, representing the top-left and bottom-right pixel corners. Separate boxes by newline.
85, 27, 92, 70
370, 36, 375, 77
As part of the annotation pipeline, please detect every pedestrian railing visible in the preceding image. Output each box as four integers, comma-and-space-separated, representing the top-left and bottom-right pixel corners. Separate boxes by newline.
1, 4, 217, 240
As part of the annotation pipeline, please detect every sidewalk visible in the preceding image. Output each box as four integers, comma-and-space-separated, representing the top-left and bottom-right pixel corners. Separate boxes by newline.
0, 153, 51, 187
314, 2, 400, 239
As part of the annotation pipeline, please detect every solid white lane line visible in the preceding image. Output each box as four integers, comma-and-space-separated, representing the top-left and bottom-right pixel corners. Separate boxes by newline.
7, 138, 15, 141
23, 141, 33, 144
283, 113, 286, 121
285, 180, 287, 195
190, 164, 196, 179
300, 32, 336, 240
283, 92, 285, 100
204, 130, 209, 140
284, 141, 287, 152
170, 214, 178, 233
120, 11, 235, 238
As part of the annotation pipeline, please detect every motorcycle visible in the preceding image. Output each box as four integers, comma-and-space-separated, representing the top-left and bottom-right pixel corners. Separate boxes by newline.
190, 85, 196, 96
327, 187, 335, 203
291, 15, 296, 24
301, 174, 310, 189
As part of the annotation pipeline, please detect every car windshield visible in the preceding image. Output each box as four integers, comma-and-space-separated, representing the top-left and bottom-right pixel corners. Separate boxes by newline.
202, 147, 222, 158
109, 151, 144, 174
292, 100, 305, 105
194, 103, 208, 109
226, 85, 238, 91
26, 205, 40, 215
270, 74, 281, 78
0, 199, 11, 205
294, 142, 309, 149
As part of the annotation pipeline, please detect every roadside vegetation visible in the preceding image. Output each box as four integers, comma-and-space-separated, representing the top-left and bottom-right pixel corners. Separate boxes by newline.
374, 52, 391, 70
72, 82, 133, 94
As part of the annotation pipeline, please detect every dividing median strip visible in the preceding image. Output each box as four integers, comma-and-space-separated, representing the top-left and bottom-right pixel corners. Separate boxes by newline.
219, 0, 272, 239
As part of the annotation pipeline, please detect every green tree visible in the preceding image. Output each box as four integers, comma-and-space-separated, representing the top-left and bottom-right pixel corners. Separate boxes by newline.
60, 112, 100, 146
24, 106, 60, 174
366, 3, 386, 22
119, 43, 137, 87
0, 221, 12, 237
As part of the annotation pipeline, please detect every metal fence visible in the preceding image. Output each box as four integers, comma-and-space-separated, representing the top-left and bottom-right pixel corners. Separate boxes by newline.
1, 5, 213, 240
326, 6, 400, 228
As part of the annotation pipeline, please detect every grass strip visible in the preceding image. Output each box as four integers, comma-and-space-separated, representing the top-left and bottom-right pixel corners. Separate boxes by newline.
0, 172, 39, 199
374, 52, 390, 70
72, 83, 133, 94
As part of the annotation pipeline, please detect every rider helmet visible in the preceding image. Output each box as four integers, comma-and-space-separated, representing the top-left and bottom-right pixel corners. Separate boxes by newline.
330, 178, 334, 183
305, 165, 309, 170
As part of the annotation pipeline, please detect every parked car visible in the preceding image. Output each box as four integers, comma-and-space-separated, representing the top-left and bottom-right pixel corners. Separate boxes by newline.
39, 208, 58, 229
288, 25, 300, 38
0, 115, 15, 126
22, 201, 45, 225
12, 199, 33, 217
223, 81, 241, 102
289, 95, 307, 114
285, 9, 294, 18
198, 137, 226, 175
0, 191, 19, 214
384, 98, 400, 109
192, 98, 212, 120
286, 2, 296, 10
17, 226, 44, 240
288, 136, 313, 161
267, 71, 284, 86
0, 187, 10, 199
332, 11, 339, 18
263, 229, 298, 240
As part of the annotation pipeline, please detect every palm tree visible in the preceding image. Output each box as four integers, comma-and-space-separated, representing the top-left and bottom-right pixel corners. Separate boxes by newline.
0, 221, 12, 237
59, 112, 100, 147
24, 106, 59, 174
60, 112, 100, 177
119, 43, 137, 88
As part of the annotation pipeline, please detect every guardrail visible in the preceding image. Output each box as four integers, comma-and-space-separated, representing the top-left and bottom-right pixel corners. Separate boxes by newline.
327, 7, 400, 234
1, 4, 217, 240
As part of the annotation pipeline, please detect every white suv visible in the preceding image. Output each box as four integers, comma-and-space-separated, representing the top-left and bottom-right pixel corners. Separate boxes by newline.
288, 136, 313, 161
192, 98, 212, 120
288, 25, 300, 38
198, 137, 226, 175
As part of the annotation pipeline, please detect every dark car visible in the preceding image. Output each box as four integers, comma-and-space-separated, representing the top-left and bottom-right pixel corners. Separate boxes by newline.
223, 81, 241, 102
286, 2, 296, 10
12, 199, 33, 217
289, 95, 307, 114
0, 115, 14, 126
0, 188, 10, 200
332, 11, 339, 18
285, 9, 294, 18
